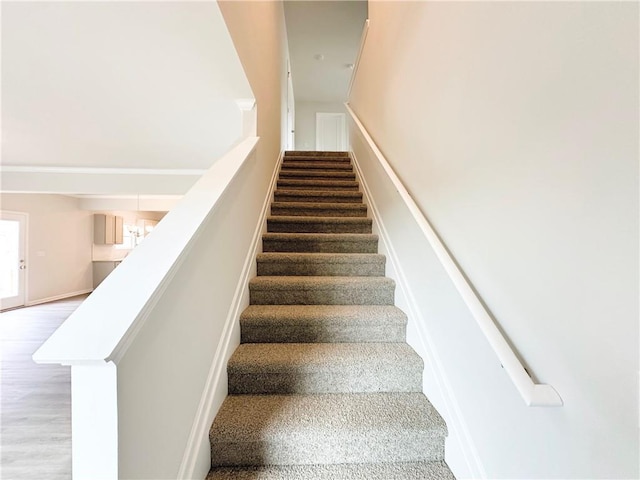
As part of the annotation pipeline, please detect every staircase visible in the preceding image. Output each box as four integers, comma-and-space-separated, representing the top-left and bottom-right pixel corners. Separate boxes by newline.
207, 151, 455, 479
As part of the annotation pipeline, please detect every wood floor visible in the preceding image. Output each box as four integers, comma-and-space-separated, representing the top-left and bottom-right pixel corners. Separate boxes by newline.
1, 296, 86, 480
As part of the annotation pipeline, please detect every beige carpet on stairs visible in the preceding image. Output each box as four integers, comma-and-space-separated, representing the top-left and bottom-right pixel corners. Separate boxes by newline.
206, 151, 455, 480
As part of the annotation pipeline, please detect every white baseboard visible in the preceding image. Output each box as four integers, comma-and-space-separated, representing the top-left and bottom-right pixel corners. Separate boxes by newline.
26, 289, 93, 307
350, 150, 486, 479
177, 150, 283, 480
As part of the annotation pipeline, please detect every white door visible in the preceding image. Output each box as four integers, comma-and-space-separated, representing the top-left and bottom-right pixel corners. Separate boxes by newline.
287, 61, 296, 150
0, 211, 27, 310
316, 113, 346, 151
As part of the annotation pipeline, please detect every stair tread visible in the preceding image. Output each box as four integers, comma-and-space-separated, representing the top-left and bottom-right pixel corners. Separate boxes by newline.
279, 170, 355, 178
257, 252, 384, 264
263, 232, 376, 241
240, 305, 407, 344
266, 216, 372, 234
274, 189, 361, 197
210, 392, 447, 441
267, 215, 370, 224
271, 201, 365, 209
207, 461, 455, 480
241, 304, 407, 325
250, 276, 394, 289
281, 161, 353, 170
277, 179, 359, 188
229, 343, 422, 374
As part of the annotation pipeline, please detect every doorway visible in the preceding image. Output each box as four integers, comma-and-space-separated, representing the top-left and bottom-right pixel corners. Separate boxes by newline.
287, 60, 296, 150
316, 113, 346, 151
0, 211, 28, 310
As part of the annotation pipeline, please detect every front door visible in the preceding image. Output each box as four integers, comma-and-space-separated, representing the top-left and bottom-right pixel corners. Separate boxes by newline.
0, 212, 27, 310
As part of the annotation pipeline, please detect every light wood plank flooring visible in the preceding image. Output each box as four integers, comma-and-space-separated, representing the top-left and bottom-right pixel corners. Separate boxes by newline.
1, 296, 86, 480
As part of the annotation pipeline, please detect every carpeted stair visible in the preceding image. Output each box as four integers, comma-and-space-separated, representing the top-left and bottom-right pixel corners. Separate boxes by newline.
207, 151, 455, 479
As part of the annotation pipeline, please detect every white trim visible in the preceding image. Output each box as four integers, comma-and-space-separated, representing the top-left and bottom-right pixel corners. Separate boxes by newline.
177, 150, 283, 480
347, 19, 370, 100
0, 166, 207, 176
25, 289, 93, 307
346, 104, 562, 408
351, 150, 486, 479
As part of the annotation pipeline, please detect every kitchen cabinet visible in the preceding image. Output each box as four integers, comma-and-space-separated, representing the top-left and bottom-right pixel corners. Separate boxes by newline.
114, 216, 123, 244
92, 261, 122, 288
94, 214, 123, 245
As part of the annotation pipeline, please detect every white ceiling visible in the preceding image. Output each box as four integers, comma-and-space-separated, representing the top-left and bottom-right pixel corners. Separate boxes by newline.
284, 0, 368, 103
1, 1, 252, 195
0, 1, 368, 202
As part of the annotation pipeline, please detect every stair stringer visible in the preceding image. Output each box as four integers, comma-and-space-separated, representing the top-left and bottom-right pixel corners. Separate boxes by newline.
177, 150, 284, 480
350, 149, 487, 480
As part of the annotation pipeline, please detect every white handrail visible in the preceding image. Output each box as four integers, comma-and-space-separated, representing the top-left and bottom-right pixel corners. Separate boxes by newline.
346, 104, 562, 407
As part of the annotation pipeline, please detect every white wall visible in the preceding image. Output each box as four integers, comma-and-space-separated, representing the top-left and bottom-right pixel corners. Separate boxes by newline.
0, 194, 92, 304
295, 101, 347, 150
350, 2, 638, 479
219, 0, 289, 170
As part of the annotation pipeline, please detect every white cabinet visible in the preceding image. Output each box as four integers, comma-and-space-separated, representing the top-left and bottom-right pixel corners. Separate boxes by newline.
94, 214, 123, 245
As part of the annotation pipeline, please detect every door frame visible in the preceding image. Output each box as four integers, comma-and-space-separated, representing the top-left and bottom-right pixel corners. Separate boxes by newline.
286, 59, 296, 150
316, 112, 347, 151
0, 210, 28, 310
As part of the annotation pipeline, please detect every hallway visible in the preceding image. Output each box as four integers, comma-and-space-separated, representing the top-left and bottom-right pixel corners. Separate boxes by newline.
1, 296, 85, 480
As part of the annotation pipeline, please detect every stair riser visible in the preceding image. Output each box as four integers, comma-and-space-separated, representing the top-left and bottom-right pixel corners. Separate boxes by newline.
274, 193, 362, 204
228, 369, 422, 394
240, 324, 406, 343
282, 159, 352, 166
267, 219, 372, 234
210, 436, 445, 467
285, 151, 349, 158
263, 238, 378, 254
257, 260, 383, 276
277, 180, 359, 191
208, 461, 456, 480
281, 162, 353, 171
271, 206, 366, 217
279, 171, 356, 180
249, 287, 394, 305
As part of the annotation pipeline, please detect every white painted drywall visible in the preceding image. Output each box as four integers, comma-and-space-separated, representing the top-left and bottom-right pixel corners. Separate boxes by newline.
0, 194, 93, 304
2, 1, 251, 189
295, 101, 347, 150
219, 0, 290, 168
350, 2, 638, 479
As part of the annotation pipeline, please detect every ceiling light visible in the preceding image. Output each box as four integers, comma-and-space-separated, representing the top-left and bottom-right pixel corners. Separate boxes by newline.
314, 54, 324, 61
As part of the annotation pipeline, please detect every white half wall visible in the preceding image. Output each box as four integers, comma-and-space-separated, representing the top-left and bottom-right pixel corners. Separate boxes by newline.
295, 101, 347, 151
349, 2, 638, 479
0, 194, 93, 305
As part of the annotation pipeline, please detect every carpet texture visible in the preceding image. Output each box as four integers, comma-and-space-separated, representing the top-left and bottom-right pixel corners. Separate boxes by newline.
207, 151, 455, 479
